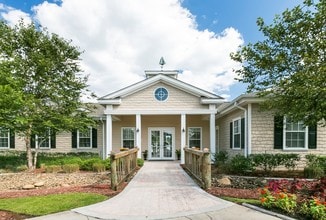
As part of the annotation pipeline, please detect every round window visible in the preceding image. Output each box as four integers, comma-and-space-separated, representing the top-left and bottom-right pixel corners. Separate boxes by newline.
154, 87, 168, 101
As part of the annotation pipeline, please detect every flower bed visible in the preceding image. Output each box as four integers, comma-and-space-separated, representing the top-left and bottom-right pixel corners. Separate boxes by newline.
259, 177, 326, 219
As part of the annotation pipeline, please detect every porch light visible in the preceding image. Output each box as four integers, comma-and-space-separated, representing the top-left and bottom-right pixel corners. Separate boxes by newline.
182, 128, 185, 132
136, 128, 139, 132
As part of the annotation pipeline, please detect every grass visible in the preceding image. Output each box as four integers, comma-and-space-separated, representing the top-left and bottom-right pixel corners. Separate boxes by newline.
220, 196, 260, 205
0, 192, 108, 216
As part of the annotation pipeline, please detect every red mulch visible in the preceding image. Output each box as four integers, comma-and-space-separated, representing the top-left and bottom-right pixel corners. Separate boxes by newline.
207, 187, 260, 199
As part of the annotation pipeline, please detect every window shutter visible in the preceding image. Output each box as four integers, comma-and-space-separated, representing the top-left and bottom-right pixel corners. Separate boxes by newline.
274, 115, 283, 149
31, 134, 36, 148
92, 128, 97, 148
241, 118, 245, 149
9, 130, 15, 149
72, 130, 77, 148
230, 122, 233, 148
308, 124, 317, 149
50, 131, 56, 149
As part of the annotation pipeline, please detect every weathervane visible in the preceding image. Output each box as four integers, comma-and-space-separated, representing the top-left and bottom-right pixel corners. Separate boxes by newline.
159, 57, 166, 70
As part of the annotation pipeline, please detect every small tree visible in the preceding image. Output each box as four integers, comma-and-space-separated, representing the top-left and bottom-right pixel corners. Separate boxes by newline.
0, 20, 95, 169
231, 0, 325, 126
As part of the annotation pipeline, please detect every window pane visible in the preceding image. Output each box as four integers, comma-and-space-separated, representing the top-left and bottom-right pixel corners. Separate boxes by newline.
122, 128, 135, 149
79, 129, 91, 148
285, 118, 306, 148
234, 134, 241, 148
234, 120, 240, 133
0, 128, 9, 148
189, 128, 201, 148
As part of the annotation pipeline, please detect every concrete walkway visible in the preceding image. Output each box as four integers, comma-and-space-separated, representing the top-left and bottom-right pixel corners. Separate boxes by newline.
29, 161, 280, 220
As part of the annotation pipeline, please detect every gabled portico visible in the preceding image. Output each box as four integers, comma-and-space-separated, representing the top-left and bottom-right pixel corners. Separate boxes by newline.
98, 70, 224, 164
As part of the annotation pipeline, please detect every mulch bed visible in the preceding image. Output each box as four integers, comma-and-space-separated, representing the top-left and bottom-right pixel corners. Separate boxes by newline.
207, 187, 259, 199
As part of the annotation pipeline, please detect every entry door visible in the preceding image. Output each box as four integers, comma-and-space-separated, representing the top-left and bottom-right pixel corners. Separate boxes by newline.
149, 128, 174, 160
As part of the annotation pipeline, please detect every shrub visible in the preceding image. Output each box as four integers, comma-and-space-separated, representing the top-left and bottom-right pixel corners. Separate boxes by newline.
16, 165, 28, 172
251, 153, 300, 173
45, 165, 62, 173
304, 154, 325, 178
304, 166, 324, 179
92, 163, 106, 172
62, 164, 79, 173
137, 158, 144, 167
213, 151, 228, 167
103, 158, 111, 170
80, 158, 103, 171
229, 154, 254, 175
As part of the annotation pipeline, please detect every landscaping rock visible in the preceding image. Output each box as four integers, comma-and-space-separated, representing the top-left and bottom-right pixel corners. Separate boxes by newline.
22, 184, 35, 190
34, 181, 45, 187
217, 177, 231, 186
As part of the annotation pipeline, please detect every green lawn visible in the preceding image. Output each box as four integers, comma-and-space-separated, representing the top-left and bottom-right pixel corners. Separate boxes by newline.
0, 193, 108, 216
220, 196, 260, 205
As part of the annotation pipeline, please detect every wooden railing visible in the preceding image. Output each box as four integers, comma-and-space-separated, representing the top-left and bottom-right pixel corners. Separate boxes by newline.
110, 148, 139, 190
184, 147, 211, 189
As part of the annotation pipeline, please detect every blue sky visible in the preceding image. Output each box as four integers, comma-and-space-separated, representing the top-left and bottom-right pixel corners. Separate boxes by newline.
0, 0, 302, 100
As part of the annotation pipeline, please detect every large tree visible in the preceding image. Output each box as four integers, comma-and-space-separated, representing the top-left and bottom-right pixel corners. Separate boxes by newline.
0, 20, 95, 169
231, 0, 325, 126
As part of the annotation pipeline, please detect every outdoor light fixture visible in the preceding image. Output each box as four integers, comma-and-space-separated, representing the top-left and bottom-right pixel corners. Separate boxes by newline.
182, 128, 185, 132
136, 128, 139, 132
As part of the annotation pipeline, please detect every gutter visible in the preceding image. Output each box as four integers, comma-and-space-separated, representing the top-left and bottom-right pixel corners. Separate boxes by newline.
234, 102, 248, 157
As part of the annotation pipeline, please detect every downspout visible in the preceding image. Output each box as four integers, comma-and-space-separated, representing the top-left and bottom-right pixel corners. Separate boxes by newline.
234, 102, 248, 157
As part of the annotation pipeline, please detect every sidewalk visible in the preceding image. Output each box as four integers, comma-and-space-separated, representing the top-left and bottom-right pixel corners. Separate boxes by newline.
29, 161, 280, 220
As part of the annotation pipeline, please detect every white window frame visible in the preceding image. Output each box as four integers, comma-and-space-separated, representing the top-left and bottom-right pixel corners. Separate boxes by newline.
232, 118, 241, 150
0, 128, 10, 149
36, 129, 51, 149
188, 127, 202, 149
121, 127, 135, 149
283, 117, 308, 150
77, 128, 92, 149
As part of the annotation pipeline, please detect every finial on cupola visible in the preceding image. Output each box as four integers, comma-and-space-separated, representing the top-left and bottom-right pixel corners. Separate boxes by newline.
159, 57, 166, 70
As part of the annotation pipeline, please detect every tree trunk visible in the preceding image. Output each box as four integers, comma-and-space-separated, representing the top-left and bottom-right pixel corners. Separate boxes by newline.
33, 151, 38, 170
25, 136, 33, 170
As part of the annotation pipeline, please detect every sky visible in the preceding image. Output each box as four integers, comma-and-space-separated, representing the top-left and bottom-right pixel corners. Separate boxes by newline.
0, 0, 302, 101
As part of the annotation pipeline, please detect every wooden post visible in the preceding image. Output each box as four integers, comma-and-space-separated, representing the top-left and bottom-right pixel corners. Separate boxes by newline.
126, 153, 130, 177
202, 151, 211, 189
110, 153, 118, 190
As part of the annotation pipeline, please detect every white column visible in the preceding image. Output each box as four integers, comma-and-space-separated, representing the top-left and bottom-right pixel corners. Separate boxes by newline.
180, 114, 186, 164
210, 113, 216, 158
136, 114, 141, 158
106, 114, 112, 159
247, 104, 252, 155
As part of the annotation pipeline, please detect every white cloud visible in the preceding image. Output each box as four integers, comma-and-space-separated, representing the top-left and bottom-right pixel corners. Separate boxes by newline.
3, 0, 244, 98
0, 4, 32, 26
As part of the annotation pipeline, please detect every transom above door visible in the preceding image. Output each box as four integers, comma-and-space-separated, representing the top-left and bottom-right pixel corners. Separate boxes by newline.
149, 127, 175, 160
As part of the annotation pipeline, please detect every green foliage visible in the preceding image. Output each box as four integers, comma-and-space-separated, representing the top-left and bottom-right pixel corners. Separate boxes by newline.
92, 162, 106, 172
0, 151, 27, 169
0, 151, 107, 172
304, 154, 325, 178
251, 153, 300, 173
229, 154, 254, 175
0, 193, 107, 216
230, 0, 326, 126
62, 164, 80, 173
299, 199, 326, 220
45, 165, 62, 173
304, 166, 324, 179
0, 20, 96, 169
81, 158, 104, 171
137, 158, 144, 167
213, 151, 229, 167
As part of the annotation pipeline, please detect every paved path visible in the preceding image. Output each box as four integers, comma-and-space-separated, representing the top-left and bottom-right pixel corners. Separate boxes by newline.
29, 161, 280, 220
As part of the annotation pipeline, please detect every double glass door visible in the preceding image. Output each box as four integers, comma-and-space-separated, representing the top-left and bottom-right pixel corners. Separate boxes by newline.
149, 128, 174, 160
